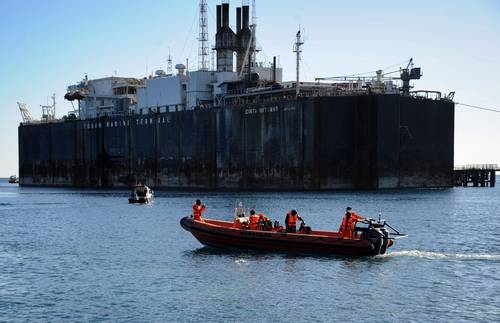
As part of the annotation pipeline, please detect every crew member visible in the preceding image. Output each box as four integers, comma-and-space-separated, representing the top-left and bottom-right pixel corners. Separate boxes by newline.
285, 210, 303, 233
192, 199, 206, 221
136, 182, 147, 196
339, 207, 365, 239
249, 210, 260, 230
258, 213, 271, 230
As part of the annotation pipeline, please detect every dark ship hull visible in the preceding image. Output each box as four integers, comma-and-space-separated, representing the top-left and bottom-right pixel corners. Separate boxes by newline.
18, 94, 454, 189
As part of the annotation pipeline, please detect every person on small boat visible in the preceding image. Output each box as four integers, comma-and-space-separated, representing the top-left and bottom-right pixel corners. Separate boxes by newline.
135, 182, 147, 196
285, 210, 303, 233
257, 213, 274, 231
242, 210, 272, 231
339, 207, 365, 239
192, 199, 206, 221
249, 210, 260, 230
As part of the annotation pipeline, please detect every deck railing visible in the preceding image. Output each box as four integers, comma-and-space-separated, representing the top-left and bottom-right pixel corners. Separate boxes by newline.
454, 164, 499, 171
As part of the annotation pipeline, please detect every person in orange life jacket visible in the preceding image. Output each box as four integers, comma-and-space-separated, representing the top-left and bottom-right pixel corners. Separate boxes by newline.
249, 210, 260, 230
192, 199, 206, 221
285, 210, 303, 233
339, 207, 365, 239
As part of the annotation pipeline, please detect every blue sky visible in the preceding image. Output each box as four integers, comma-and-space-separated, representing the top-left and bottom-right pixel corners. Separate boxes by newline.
0, 0, 499, 176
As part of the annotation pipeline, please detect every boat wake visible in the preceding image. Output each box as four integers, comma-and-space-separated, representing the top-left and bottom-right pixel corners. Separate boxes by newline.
382, 250, 500, 261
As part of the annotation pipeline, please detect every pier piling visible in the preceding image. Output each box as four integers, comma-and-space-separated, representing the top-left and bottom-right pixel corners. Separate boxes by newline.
454, 164, 498, 187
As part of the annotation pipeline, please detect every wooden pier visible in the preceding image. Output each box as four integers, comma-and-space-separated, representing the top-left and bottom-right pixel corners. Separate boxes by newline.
454, 164, 498, 187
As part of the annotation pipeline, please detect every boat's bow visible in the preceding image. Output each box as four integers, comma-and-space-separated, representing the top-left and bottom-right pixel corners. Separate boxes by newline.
180, 216, 194, 232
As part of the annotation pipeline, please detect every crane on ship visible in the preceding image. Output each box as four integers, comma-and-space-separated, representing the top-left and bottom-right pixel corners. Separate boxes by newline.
17, 94, 58, 124
17, 102, 34, 123
315, 58, 422, 95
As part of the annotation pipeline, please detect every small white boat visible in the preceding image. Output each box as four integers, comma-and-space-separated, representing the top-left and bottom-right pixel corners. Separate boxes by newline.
8, 175, 19, 184
128, 184, 154, 204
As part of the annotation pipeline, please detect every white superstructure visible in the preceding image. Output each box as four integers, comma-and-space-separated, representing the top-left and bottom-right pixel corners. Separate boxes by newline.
66, 76, 143, 119
136, 73, 187, 114
60, 1, 411, 122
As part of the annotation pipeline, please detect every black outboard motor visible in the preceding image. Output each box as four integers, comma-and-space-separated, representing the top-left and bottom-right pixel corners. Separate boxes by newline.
358, 219, 390, 255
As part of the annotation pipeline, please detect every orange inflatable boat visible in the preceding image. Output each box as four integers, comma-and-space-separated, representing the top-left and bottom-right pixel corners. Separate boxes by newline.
180, 215, 403, 256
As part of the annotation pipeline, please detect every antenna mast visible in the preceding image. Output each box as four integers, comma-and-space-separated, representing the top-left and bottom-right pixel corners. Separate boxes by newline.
293, 30, 304, 97
211, 45, 215, 71
52, 93, 56, 118
198, 0, 209, 71
251, 0, 257, 65
167, 52, 173, 74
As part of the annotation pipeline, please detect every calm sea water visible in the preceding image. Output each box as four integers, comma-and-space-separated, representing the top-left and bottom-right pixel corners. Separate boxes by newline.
0, 180, 499, 322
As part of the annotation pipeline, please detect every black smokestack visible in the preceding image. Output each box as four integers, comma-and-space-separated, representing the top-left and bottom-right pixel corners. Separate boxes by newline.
222, 3, 229, 27
216, 5, 222, 31
236, 7, 242, 34
242, 5, 249, 29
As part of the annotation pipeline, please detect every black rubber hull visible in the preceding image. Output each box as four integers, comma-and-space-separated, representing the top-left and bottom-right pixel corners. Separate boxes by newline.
180, 217, 386, 256
128, 197, 153, 204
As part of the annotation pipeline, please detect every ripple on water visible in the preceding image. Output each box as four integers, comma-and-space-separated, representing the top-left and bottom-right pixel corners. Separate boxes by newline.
382, 250, 500, 261
0, 185, 499, 322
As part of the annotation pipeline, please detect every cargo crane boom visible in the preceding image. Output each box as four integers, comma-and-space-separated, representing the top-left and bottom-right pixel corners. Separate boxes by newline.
399, 58, 422, 95
17, 102, 34, 123
315, 58, 422, 95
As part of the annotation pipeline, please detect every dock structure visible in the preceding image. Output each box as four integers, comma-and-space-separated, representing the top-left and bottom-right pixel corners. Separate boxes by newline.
454, 164, 499, 187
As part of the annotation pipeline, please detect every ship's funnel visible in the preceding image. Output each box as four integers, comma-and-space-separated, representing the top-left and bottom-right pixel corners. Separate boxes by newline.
222, 3, 229, 27
236, 5, 252, 74
242, 5, 249, 30
236, 7, 242, 34
216, 5, 222, 31
215, 2, 236, 73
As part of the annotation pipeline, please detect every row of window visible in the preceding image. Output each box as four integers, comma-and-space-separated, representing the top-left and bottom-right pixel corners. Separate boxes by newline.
138, 105, 182, 115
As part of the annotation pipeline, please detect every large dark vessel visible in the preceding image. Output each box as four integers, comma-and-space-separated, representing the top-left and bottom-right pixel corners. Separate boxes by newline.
17, 1, 455, 190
